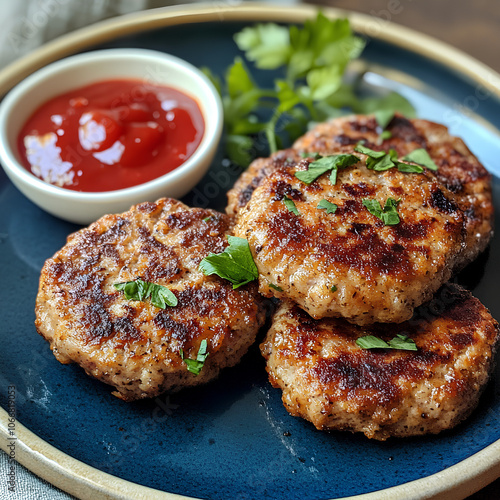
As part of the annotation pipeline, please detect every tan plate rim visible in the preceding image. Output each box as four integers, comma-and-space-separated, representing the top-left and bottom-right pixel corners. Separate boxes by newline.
1, 3, 500, 499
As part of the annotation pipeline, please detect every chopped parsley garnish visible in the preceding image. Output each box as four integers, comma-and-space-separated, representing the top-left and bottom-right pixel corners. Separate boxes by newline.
180, 339, 209, 375
363, 197, 401, 225
396, 162, 425, 173
355, 143, 424, 174
203, 216, 213, 222
114, 279, 178, 309
403, 148, 438, 171
199, 235, 258, 289
388, 334, 418, 350
317, 199, 338, 214
356, 334, 417, 351
330, 285, 338, 292
283, 196, 300, 216
355, 143, 386, 160
269, 283, 283, 292
372, 150, 399, 171
300, 151, 322, 160
295, 154, 360, 185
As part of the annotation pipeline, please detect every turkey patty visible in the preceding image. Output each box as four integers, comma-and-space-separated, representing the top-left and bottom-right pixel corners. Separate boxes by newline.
233, 150, 468, 324
230, 115, 493, 324
35, 198, 266, 401
261, 284, 499, 440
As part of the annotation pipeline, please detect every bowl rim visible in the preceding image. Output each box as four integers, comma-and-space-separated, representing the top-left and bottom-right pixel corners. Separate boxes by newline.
0, 47, 223, 201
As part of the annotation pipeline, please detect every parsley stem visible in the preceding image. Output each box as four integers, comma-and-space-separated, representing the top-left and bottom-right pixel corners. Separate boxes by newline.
302, 97, 318, 121
256, 89, 280, 98
265, 109, 282, 153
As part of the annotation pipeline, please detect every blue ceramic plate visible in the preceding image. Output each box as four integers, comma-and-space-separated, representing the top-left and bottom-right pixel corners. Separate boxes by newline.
1, 4, 500, 499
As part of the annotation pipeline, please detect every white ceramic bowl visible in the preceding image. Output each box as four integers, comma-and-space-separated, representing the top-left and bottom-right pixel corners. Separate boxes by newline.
0, 48, 223, 225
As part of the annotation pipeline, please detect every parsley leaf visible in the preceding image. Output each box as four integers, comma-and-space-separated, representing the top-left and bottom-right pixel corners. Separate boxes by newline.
114, 279, 178, 309
374, 109, 395, 130
388, 334, 418, 350
356, 335, 391, 349
363, 197, 401, 225
295, 158, 334, 184
396, 162, 424, 174
317, 199, 338, 214
199, 236, 258, 289
150, 286, 178, 309
380, 198, 401, 225
307, 64, 342, 101
369, 151, 397, 171
356, 334, 417, 351
362, 199, 383, 218
330, 285, 338, 292
403, 148, 438, 171
283, 196, 300, 216
295, 154, 359, 184
354, 143, 386, 159
234, 23, 290, 70
285, 14, 365, 80
180, 339, 209, 375
355, 144, 396, 171
225, 134, 255, 167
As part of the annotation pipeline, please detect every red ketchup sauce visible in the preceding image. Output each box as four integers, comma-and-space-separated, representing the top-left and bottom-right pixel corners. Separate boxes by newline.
17, 79, 205, 192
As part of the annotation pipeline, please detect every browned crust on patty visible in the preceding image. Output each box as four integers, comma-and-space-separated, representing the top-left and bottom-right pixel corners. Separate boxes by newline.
35, 198, 266, 401
261, 284, 499, 440
227, 149, 303, 216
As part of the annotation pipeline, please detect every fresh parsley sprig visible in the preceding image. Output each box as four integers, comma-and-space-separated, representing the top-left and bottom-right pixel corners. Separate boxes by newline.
234, 15, 365, 112
199, 236, 258, 288
202, 13, 415, 167
356, 334, 417, 351
114, 279, 178, 309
